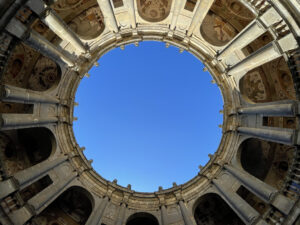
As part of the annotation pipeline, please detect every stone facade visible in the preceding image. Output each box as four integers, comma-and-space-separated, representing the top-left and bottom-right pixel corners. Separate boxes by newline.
0, 0, 300, 225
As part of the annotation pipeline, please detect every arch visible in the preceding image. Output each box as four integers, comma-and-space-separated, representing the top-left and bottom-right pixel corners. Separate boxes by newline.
1, 43, 62, 92
200, 0, 254, 46
238, 138, 294, 190
33, 186, 93, 225
0, 127, 56, 177
137, 0, 172, 23
126, 212, 159, 225
239, 57, 296, 104
193, 193, 244, 225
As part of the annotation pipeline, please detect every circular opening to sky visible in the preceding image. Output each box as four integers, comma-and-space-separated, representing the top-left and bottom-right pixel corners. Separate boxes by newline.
74, 41, 223, 192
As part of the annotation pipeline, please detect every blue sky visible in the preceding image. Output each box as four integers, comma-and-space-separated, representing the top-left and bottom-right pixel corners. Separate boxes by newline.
74, 41, 223, 192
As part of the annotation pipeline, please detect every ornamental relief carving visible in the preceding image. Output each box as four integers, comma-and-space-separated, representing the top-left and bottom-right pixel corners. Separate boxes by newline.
201, 12, 238, 46
29, 56, 61, 91
137, 0, 172, 22
1, 43, 36, 89
275, 58, 296, 100
1, 43, 61, 92
201, 0, 254, 46
213, 0, 254, 22
240, 57, 296, 103
240, 69, 269, 103
52, 0, 85, 11
69, 6, 105, 40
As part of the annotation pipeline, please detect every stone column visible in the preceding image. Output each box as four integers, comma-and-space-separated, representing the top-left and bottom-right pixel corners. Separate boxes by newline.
0, 0, 28, 31
27, 0, 87, 53
115, 203, 126, 225
237, 127, 296, 145
126, 0, 136, 29
225, 165, 276, 202
0, 157, 67, 200
238, 102, 298, 116
86, 196, 109, 225
212, 179, 267, 225
8, 171, 77, 225
43, 10, 87, 53
227, 42, 281, 77
170, 0, 185, 30
228, 33, 298, 82
28, 172, 77, 212
225, 165, 294, 215
0, 114, 58, 130
5, 18, 75, 67
25, 30, 76, 66
97, 0, 118, 33
218, 7, 283, 59
161, 205, 169, 225
15, 157, 68, 190
217, 20, 265, 59
1, 84, 59, 104
187, 0, 214, 36
178, 200, 193, 225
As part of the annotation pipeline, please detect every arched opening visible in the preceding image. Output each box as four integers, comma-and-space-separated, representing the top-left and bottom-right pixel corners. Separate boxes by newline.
33, 186, 93, 225
236, 138, 295, 219
238, 138, 294, 190
200, 0, 254, 46
126, 212, 159, 225
239, 57, 296, 104
0, 127, 55, 178
1, 43, 62, 92
137, 0, 172, 23
194, 193, 244, 225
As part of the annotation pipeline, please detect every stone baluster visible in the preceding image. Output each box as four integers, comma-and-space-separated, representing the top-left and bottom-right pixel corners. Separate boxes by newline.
27, 0, 88, 54
8, 168, 77, 225
218, 7, 283, 59
0, 84, 59, 104
5, 18, 76, 67
126, 0, 136, 29
212, 178, 268, 225
97, 0, 118, 33
0, 114, 58, 130
0, 156, 67, 200
170, 0, 185, 30
238, 102, 298, 116
224, 165, 293, 215
115, 202, 127, 225
161, 205, 169, 225
178, 200, 193, 225
237, 127, 298, 145
86, 196, 109, 225
227, 33, 298, 82
187, 0, 214, 36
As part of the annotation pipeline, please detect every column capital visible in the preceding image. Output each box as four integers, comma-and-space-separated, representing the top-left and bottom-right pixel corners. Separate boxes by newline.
157, 194, 166, 205
122, 192, 130, 205
174, 190, 183, 202
106, 186, 116, 198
